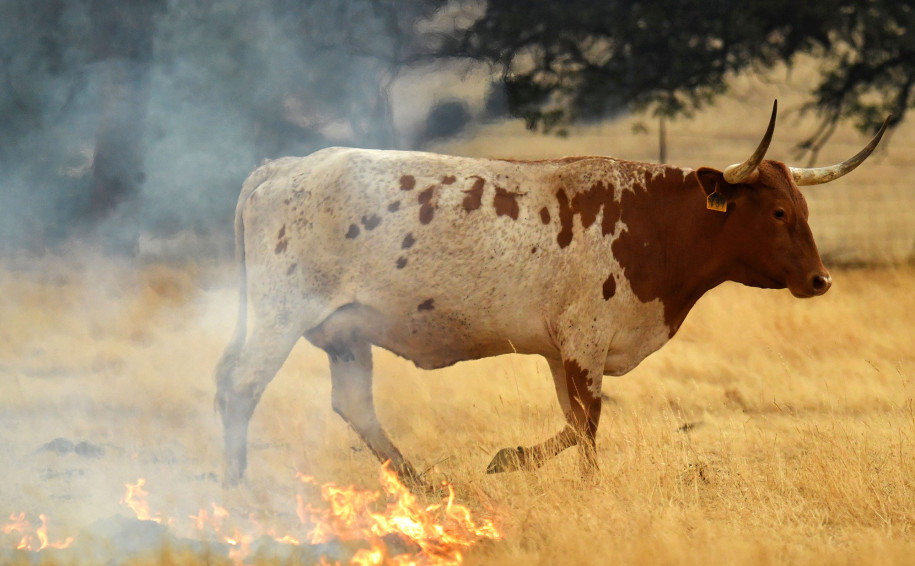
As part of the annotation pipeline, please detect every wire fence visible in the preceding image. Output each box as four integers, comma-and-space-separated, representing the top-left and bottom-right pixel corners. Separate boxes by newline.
807, 182, 915, 266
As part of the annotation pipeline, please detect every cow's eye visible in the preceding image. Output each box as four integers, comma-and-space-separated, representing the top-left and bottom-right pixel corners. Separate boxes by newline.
773, 209, 786, 220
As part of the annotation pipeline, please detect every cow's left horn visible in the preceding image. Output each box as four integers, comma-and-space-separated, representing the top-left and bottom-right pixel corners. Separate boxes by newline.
790, 116, 891, 186
722, 100, 777, 185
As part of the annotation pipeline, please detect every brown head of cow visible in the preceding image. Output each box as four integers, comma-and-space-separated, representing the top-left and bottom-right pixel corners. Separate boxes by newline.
691, 101, 888, 298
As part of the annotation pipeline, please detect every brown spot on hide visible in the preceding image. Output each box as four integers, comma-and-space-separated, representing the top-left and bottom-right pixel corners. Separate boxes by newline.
419, 203, 435, 224
417, 298, 435, 311
462, 176, 485, 212
287, 263, 297, 276
556, 190, 574, 248
361, 214, 381, 230
442, 175, 456, 185
345, 224, 360, 239
611, 166, 736, 337
531, 246, 538, 254
277, 225, 286, 239
540, 207, 551, 224
564, 359, 589, 384
418, 186, 434, 204
612, 168, 683, 330
493, 185, 522, 220
396, 257, 407, 269
388, 201, 401, 212
402, 233, 415, 249
400, 175, 415, 191
602, 274, 616, 300
563, 359, 600, 437
555, 181, 620, 248
418, 185, 436, 224
275, 239, 287, 254
419, 205, 434, 224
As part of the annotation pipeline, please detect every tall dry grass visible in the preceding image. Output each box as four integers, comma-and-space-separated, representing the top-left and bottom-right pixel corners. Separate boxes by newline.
1, 250, 914, 565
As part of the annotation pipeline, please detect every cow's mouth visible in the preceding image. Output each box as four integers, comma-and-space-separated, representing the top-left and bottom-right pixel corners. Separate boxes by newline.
790, 287, 817, 299
748, 270, 786, 291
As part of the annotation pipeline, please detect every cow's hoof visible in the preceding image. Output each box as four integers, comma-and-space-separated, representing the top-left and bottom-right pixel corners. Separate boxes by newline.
401, 473, 432, 493
388, 461, 433, 493
223, 461, 246, 487
486, 446, 525, 474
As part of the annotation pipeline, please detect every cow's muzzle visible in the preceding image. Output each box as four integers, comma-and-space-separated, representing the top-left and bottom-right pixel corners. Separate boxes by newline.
793, 271, 831, 298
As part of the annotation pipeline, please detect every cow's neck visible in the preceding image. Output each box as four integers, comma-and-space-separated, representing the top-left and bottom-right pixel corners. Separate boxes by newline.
613, 167, 733, 337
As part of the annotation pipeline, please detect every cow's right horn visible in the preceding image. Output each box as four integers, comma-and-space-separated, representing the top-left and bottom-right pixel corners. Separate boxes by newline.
722, 100, 778, 185
789, 116, 890, 186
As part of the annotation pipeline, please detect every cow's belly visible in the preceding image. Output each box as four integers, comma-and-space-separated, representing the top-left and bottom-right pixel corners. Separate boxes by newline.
304, 297, 557, 371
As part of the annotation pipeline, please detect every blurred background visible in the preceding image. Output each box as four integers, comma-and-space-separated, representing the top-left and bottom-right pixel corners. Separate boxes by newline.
1, 0, 913, 264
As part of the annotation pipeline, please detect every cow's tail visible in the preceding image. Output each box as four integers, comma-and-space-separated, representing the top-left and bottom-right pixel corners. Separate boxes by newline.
215, 165, 272, 400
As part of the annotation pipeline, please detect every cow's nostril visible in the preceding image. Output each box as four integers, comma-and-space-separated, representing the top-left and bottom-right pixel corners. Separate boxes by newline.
812, 273, 832, 294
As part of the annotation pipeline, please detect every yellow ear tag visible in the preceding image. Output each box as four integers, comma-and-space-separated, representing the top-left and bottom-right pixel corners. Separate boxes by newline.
706, 192, 727, 212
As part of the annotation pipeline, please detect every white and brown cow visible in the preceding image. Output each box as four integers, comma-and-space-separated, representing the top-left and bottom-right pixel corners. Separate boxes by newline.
215, 102, 887, 484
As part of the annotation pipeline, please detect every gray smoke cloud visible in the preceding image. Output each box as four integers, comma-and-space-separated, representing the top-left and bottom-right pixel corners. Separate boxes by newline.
0, 0, 485, 255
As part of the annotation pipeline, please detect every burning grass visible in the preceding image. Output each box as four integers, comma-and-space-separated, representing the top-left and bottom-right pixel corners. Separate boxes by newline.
115, 465, 499, 565
1, 252, 914, 565
2, 512, 73, 552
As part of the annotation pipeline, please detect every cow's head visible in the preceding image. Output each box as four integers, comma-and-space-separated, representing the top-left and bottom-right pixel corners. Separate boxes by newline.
694, 101, 888, 298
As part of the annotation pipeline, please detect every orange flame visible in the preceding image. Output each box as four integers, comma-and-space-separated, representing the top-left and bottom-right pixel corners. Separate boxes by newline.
299, 462, 501, 565
2, 512, 74, 552
120, 478, 162, 523
117, 465, 499, 565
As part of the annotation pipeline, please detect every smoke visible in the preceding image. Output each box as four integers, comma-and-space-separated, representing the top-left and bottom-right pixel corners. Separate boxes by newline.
0, 0, 484, 255
0, 3, 503, 562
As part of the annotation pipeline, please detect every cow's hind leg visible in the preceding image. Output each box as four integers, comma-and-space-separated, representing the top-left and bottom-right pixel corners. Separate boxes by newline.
487, 357, 601, 475
215, 322, 301, 485
320, 336, 420, 484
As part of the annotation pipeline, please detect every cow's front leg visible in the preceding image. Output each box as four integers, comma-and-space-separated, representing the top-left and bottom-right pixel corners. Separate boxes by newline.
487, 352, 604, 475
325, 339, 423, 487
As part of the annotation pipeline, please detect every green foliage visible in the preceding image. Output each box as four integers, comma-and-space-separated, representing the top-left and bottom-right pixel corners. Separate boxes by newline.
800, 1, 915, 156
442, 0, 911, 153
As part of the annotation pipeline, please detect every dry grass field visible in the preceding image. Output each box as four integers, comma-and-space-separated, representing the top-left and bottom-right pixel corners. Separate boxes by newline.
2, 62, 915, 565
1, 251, 914, 565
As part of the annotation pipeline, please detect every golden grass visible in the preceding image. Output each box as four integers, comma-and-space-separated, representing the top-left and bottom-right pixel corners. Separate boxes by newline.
1, 251, 914, 565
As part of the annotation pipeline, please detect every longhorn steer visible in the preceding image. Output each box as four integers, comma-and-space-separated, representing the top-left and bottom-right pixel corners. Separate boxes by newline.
215, 102, 887, 484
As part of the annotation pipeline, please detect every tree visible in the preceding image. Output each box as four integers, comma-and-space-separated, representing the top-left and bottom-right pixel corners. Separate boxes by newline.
268, 0, 448, 150
86, 0, 164, 251
800, 2, 914, 160
0, 0, 93, 250
440, 0, 910, 155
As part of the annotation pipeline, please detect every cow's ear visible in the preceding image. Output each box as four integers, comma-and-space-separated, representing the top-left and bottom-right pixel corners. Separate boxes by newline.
695, 167, 740, 200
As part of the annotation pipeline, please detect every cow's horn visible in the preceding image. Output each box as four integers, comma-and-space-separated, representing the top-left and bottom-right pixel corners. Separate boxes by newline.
722, 100, 778, 185
790, 116, 891, 186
